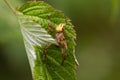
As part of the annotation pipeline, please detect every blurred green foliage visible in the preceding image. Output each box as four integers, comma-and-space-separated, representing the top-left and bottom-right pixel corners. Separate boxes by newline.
0, 0, 120, 80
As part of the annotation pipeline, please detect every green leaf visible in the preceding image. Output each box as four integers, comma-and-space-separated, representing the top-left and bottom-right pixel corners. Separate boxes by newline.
16, 1, 78, 80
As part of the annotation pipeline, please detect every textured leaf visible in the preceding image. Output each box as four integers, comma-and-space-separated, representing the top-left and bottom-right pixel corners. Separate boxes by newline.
16, 1, 78, 80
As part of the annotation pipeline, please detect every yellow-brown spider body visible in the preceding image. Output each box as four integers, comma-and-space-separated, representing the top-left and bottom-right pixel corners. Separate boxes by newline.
43, 23, 68, 64
55, 23, 68, 64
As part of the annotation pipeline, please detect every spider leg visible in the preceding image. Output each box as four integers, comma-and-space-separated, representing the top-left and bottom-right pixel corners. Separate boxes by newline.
47, 11, 54, 32
61, 48, 68, 65
48, 20, 55, 32
42, 43, 52, 63
61, 40, 68, 65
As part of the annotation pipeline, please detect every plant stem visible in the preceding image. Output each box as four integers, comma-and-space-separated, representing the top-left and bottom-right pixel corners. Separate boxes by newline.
4, 0, 16, 14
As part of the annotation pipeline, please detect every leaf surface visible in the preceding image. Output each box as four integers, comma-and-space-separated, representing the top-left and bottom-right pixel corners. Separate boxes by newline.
17, 1, 77, 80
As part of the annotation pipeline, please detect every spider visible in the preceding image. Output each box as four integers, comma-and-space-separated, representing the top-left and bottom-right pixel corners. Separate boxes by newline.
42, 22, 68, 65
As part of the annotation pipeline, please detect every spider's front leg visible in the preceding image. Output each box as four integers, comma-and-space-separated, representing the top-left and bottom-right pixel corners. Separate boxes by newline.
42, 20, 54, 63
42, 43, 52, 63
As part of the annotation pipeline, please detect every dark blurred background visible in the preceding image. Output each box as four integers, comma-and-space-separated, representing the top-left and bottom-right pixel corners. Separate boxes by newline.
0, 0, 120, 80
